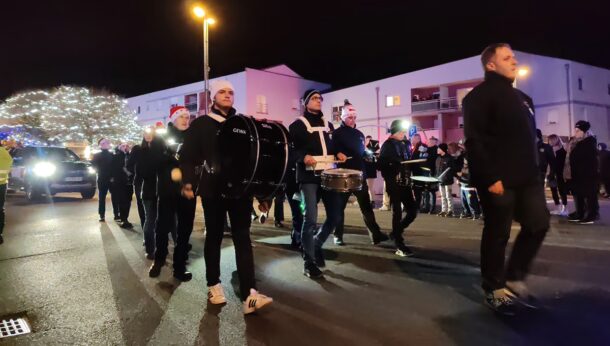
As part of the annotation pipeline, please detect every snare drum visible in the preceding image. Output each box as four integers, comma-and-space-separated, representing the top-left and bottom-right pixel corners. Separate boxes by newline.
410, 176, 440, 191
321, 169, 363, 193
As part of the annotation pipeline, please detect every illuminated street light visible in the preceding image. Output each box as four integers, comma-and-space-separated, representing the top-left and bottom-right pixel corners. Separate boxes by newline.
191, 4, 216, 115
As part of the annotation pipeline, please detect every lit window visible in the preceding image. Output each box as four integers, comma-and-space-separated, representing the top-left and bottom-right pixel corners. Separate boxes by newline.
256, 95, 268, 114
386, 95, 400, 107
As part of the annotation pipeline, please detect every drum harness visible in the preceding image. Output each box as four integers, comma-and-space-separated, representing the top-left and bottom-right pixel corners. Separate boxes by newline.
298, 116, 335, 174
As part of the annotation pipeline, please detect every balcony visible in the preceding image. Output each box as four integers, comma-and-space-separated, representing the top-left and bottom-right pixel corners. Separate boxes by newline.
411, 97, 459, 113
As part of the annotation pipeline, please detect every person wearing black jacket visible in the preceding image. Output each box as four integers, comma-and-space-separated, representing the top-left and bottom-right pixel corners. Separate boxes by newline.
536, 129, 554, 185
111, 144, 133, 229
289, 89, 347, 279
436, 143, 456, 217
599, 143, 610, 198
332, 101, 388, 246
378, 119, 418, 257
547, 134, 568, 216
179, 80, 272, 314
125, 141, 146, 229
91, 138, 119, 222
148, 107, 197, 282
364, 135, 379, 206
463, 43, 549, 315
565, 120, 599, 224
422, 136, 438, 213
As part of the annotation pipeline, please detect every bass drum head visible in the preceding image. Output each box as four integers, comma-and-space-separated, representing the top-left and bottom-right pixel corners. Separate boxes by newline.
219, 116, 256, 198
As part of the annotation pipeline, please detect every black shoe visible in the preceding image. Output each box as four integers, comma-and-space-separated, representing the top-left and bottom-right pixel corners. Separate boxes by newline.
505, 282, 540, 309
303, 262, 323, 279
0, 234, 3, 245
372, 233, 390, 245
120, 221, 133, 229
145, 253, 155, 260
274, 221, 284, 228
114, 216, 121, 221
459, 213, 473, 219
290, 239, 301, 249
149, 262, 163, 278
578, 217, 595, 225
173, 270, 193, 282
395, 244, 414, 257
314, 247, 326, 268
438, 211, 447, 217
484, 290, 517, 316
568, 216, 582, 223
445, 211, 454, 218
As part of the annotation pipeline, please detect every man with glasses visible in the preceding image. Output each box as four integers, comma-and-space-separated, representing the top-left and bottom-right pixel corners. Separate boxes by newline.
289, 89, 347, 279
332, 100, 389, 246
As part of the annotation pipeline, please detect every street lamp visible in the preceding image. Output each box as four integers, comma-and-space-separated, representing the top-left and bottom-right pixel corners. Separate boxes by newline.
514, 67, 530, 88
192, 5, 216, 115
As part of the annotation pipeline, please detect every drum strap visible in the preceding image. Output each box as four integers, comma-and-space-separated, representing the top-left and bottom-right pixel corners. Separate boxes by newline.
207, 112, 227, 123
298, 116, 330, 156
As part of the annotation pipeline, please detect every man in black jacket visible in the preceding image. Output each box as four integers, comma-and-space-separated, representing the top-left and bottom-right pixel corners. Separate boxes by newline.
378, 120, 418, 257
91, 138, 119, 222
125, 141, 146, 229
111, 143, 133, 229
289, 89, 347, 279
464, 43, 549, 315
148, 106, 196, 282
332, 101, 388, 246
536, 129, 554, 185
423, 136, 438, 213
180, 80, 272, 314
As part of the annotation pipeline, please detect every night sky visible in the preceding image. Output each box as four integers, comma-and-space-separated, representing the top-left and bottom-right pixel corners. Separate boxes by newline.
1, 0, 609, 100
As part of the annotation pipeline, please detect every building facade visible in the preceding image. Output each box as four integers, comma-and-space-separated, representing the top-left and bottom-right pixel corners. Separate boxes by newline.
127, 65, 330, 127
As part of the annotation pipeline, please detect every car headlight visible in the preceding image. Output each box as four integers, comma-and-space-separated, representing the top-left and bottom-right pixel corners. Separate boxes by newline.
87, 166, 96, 175
33, 162, 57, 177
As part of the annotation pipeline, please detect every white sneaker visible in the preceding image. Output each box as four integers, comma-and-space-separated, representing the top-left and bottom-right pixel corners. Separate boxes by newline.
559, 205, 569, 216
378, 206, 390, 211
550, 206, 561, 215
243, 289, 273, 314
208, 283, 227, 305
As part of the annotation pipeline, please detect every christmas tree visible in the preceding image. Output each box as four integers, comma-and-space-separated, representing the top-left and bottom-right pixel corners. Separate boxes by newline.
0, 86, 141, 147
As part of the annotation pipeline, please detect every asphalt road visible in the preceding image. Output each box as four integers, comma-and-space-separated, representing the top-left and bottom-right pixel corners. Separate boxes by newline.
1, 191, 609, 345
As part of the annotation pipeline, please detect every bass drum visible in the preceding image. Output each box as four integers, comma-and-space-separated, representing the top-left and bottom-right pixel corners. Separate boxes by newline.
219, 115, 290, 200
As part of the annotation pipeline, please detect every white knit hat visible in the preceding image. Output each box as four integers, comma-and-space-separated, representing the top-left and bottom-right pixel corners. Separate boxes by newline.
210, 80, 234, 102
341, 104, 357, 121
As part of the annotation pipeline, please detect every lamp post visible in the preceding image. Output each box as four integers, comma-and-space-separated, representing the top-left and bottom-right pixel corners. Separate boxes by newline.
193, 6, 215, 115
514, 67, 529, 89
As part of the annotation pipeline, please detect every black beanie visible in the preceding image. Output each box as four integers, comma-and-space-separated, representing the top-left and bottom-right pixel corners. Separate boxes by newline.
575, 120, 591, 133
302, 89, 321, 106
438, 143, 448, 153
390, 120, 403, 134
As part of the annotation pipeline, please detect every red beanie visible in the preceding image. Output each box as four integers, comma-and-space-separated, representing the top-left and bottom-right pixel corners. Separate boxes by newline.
169, 106, 190, 122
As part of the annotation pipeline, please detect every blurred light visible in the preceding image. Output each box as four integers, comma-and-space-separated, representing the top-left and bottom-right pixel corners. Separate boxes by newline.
33, 162, 56, 177
206, 18, 216, 25
156, 128, 167, 135
167, 138, 176, 145
400, 120, 411, 130
518, 68, 529, 77
87, 166, 96, 175
193, 6, 205, 18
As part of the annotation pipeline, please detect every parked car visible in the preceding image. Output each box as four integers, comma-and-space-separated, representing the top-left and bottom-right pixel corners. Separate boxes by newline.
8, 146, 97, 201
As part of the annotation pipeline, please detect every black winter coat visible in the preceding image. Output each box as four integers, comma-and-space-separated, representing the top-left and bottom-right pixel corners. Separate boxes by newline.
156, 123, 186, 199
549, 147, 566, 181
288, 111, 336, 184
569, 136, 598, 193
378, 137, 411, 182
179, 106, 237, 198
91, 149, 114, 183
111, 150, 129, 185
463, 71, 540, 189
333, 123, 367, 177
436, 155, 455, 186
537, 141, 554, 176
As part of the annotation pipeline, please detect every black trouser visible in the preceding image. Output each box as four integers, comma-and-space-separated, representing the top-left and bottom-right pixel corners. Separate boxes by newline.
0, 184, 6, 235
273, 193, 285, 221
386, 181, 418, 245
115, 184, 133, 222
573, 186, 599, 219
334, 180, 384, 241
478, 183, 549, 292
202, 196, 255, 300
550, 177, 568, 206
154, 194, 196, 272
98, 180, 119, 219
134, 180, 145, 228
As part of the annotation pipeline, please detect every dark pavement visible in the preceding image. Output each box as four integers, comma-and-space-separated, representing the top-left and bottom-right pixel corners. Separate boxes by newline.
1, 191, 610, 345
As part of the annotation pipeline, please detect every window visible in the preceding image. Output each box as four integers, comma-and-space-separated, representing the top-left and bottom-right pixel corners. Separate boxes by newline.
385, 95, 401, 107
256, 95, 268, 114
331, 105, 344, 122
607, 83, 610, 95
137, 106, 140, 114
184, 94, 197, 112
578, 77, 583, 91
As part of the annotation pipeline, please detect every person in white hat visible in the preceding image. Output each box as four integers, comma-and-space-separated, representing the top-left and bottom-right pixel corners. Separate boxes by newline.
179, 79, 273, 314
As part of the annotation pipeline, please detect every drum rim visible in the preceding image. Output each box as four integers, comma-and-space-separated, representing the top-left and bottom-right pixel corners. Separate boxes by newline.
411, 176, 440, 182
321, 168, 363, 177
